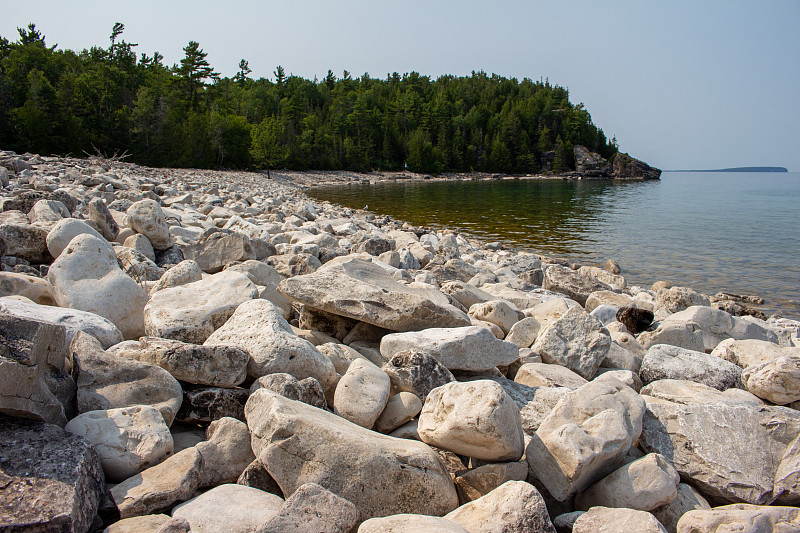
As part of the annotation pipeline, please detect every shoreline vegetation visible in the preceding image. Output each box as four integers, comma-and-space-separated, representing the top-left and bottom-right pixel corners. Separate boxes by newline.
1, 23, 657, 180
1, 148, 800, 532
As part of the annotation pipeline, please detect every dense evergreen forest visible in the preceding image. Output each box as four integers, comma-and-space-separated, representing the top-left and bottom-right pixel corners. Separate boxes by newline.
0, 23, 618, 174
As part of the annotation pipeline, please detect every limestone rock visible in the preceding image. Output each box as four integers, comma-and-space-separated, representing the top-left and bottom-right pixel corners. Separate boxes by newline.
382, 350, 455, 400
0, 222, 51, 263
527, 378, 646, 501
194, 417, 256, 487
116, 245, 165, 283
585, 290, 634, 313
123, 233, 156, 261
317, 341, 368, 375
48, 233, 148, 339
182, 229, 256, 273
453, 461, 528, 504
171, 484, 284, 533
579, 265, 626, 291
418, 380, 524, 462
126, 199, 173, 250
380, 326, 519, 372
640, 397, 800, 505
741, 353, 800, 405
204, 299, 337, 390
543, 265, 612, 307
665, 306, 778, 351
254, 482, 359, 533
637, 320, 705, 352
103, 514, 172, 533
675, 504, 800, 533
505, 317, 542, 348
640, 379, 764, 407
277, 257, 470, 331
144, 270, 258, 344
46, 217, 104, 258
572, 506, 667, 533
0, 418, 105, 533
73, 331, 183, 426
710, 338, 786, 368
440, 280, 497, 309
0, 295, 123, 348
612, 152, 662, 180
576, 453, 679, 511
0, 271, 55, 304
531, 306, 611, 380
468, 300, 521, 335
444, 480, 556, 533
245, 389, 459, 522
639, 344, 743, 391
251, 372, 327, 410
149, 259, 203, 295
375, 391, 423, 433
655, 286, 710, 315
651, 483, 711, 533
0, 315, 71, 425
65, 405, 174, 482
514, 362, 588, 389
359, 514, 468, 532
334, 358, 391, 429
109, 336, 248, 388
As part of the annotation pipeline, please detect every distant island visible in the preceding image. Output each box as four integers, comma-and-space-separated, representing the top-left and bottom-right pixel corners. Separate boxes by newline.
665, 167, 788, 173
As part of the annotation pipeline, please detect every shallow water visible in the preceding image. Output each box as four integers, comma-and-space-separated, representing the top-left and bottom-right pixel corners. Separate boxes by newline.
308, 172, 800, 318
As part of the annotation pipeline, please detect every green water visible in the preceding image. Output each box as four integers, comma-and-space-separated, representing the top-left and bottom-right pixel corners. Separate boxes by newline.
308, 172, 800, 319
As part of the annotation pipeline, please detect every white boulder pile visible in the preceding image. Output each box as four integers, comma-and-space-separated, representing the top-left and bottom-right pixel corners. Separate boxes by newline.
0, 149, 798, 532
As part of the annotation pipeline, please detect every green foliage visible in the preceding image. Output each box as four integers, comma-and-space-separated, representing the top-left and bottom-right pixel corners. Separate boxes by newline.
0, 23, 618, 173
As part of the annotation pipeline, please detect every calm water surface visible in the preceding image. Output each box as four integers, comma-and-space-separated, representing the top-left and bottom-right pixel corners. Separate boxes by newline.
308, 172, 800, 318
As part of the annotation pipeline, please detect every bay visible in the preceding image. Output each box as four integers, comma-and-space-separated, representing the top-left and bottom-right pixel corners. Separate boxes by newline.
308, 172, 800, 319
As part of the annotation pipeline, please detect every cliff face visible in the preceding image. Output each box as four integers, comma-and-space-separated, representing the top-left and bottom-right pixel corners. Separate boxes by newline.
574, 145, 612, 177
612, 153, 662, 180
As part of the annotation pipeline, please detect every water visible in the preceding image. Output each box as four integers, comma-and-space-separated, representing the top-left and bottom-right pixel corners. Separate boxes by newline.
307, 172, 800, 319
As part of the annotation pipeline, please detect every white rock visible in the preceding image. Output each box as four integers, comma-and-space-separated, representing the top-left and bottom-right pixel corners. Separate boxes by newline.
358, 514, 468, 533
334, 358, 391, 429
741, 352, 800, 405
572, 506, 667, 533
675, 504, 800, 533
468, 300, 521, 335
254, 482, 358, 533
126, 199, 173, 250
514, 362, 588, 390
148, 259, 203, 295
171, 484, 284, 533
640, 344, 743, 391
46, 218, 104, 258
374, 391, 423, 434
380, 326, 519, 371
637, 320, 705, 353
418, 380, 524, 462
144, 270, 258, 344
710, 338, 785, 368
48, 233, 148, 339
665, 306, 778, 351
505, 317, 542, 348
65, 405, 173, 482
651, 483, 710, 533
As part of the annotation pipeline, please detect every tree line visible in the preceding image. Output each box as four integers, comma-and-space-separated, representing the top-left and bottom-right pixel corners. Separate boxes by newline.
0, 23, 618, 174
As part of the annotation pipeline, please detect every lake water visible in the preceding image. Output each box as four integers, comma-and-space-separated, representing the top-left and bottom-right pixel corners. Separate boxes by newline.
307, 172, 800, 319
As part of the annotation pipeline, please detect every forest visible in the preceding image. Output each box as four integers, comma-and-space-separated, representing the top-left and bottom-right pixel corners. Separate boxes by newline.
0, 23, 618, 174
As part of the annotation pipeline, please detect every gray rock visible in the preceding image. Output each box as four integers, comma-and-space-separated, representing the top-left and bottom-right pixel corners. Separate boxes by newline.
0, 418, 105, 533
182, 229, 256, 273
109, 336, 248, 388
0, 222, 51, 263
251, 373, 327, 409
655, 286, 710, 315
640, 397, 800, 505
245, 389, 459, 522
453, 462, 528, 504
126, 199, 173, 250
172, 484, 284, 533
572, 506, 667, 533
640, 344, 743, 391
527, 378, 646, 501
359, 514, 468, 532
28, 199, 70, 229
123, 233, 156, 261
46, 217, 105, 258
382, 350, 456, 400
543, 265, 612, 307
333, 358, 390, 429
651, 483, 710, 533
742, 352, 800, 404
88, 198, 119, 241
675, 504, 800, 533
638, 320, 706, 352
514, 362, 588, 390
149, 259, 203, 295
277, 257, 470, 331
665, 306, 778, 351
254, 482, 359, 533
640, 379, 764, 407
531, 306, 611, 380
175, 385, 249, 423
380, 326, 519, 371
116, 245, 165, 283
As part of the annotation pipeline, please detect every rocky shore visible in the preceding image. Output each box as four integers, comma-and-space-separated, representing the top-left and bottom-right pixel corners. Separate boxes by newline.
1, 149, 798, 533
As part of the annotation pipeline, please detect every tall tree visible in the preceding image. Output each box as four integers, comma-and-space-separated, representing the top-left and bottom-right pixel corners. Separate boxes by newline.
234, 59, 251, 84
177, 40, 217, 106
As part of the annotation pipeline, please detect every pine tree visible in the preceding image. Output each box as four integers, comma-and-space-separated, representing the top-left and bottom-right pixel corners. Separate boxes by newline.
234, 59, 251, 84
178, 41, 218, 106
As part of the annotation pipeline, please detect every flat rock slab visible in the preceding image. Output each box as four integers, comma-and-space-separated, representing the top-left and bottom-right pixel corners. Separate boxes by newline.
144, 270, 258, 344
277, 257, 470, 331
380, 326, 519, 371
640, 397, 800, 505
245, 389, 459, 522
640, 344, 743, 391
172, 483, 284, 533
0, 418, 105, 533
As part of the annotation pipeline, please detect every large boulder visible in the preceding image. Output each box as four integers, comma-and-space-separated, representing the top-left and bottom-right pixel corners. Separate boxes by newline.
108, 336, 248, 388
171, 484, 284, 533
182, 229, 256, 274
573, 506, 667, 532
380, 326, 519, 372
0, 315, 72, 426
0, 271, 55, 305
65, 405, 173, 482
444, 480, 556, 533
48, 233, 148, 339
0, 222, 51, 263
531, 306, 611, 380
333, 358, 390, 429
640, 396, 800, 505
277, 257, 470, 331
87, 198, 119, 241
253, 482, 359, 533
651, 483, 711, 533
46, 217, 104, 258
639, 344, 743, 391
359, 514, 467, 532
72, 331, 183, 426
144, 270, 258, 344
640, 379, 764, 408
381, 350, 455, 400
0, 295, 122, 348
0, 418, 105, 533
574, 145, 611, 177
543, 265, 612, 307
418, 380, 525, 462
527, 378, 646, 501
663, 306, 778, 351
204, 299, 337, 390
126, 199, 173, 250
741, 352, 800, 405
675, 504, 800, 533
245, 389, 459, 522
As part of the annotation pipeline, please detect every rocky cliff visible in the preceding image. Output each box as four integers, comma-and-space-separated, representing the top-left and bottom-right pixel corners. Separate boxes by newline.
612, 152, 662, 180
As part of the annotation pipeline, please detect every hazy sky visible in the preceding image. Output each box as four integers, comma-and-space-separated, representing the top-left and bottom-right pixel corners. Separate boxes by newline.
2, 0, 798, 170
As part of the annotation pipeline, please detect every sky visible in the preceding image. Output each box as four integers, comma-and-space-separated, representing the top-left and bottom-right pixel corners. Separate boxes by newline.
2, 0, 799, 171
